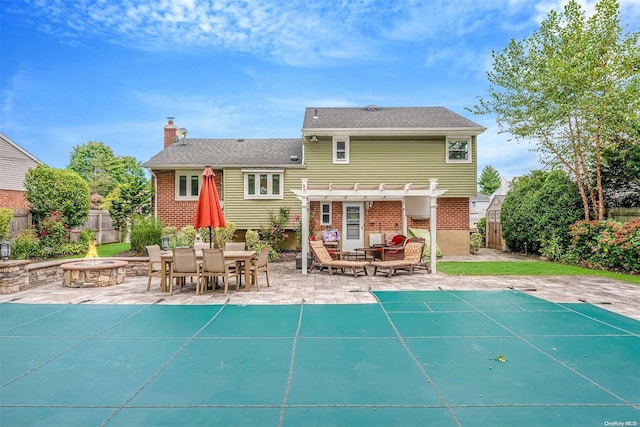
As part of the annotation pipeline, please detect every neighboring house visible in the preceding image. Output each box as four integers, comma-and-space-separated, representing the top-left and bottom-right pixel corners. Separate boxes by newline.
0, 133, 43, 210
143, 106, 486, 256
470, 178, 510, 231
470, 193, 490, 231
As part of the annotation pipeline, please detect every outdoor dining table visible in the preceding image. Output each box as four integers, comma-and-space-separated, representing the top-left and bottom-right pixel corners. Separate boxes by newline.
160, 250, 257, 293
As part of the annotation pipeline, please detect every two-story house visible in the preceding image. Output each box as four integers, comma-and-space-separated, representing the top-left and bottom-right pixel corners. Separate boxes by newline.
143, 106, 485, 263
0, 133, 43, 210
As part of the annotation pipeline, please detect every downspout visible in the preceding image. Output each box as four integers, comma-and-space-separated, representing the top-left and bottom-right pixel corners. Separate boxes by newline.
149, 169, 158, 220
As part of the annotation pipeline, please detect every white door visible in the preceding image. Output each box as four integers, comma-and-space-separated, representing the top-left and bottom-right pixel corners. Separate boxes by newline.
342, 202, 364, 253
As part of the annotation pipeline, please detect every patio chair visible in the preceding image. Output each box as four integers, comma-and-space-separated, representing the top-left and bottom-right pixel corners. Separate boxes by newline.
373, 234, 406, 260
249, 246, 271, 290
309, 240, 369, 278
224, 242, 246, 251
168, 247, 202, 295
200, 248, 238, 295
371, 241, 425, 277
145, 244, 163, 291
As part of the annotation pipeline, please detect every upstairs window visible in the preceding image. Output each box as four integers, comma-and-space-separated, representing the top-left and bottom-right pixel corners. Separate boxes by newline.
333, 135, 349, 164
175, 171, 201, 200
244, 169, 284, 199
446, 137, 471, 163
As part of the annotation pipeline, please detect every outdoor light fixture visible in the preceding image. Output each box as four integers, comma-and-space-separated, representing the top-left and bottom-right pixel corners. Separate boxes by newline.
310, 135, 318, 142
161, 236, 169, 251
1, 241, 11, 261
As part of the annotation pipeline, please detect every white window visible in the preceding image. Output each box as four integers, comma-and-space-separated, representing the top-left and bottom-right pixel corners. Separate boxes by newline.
243, 169, 284, 199
175, 171, 201, 200
320, 202, 332, 225
446, 137, 471, 163
333, 135, 349, 164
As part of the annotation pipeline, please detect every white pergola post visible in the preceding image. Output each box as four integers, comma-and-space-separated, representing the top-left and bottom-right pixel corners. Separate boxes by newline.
401, 198, 407, 236
300, 179, 309, 274
429, 178, 438, 274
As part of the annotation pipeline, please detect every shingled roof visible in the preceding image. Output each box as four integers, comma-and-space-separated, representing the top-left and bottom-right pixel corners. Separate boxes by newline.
142, 138, 303, 169
302, 106, 485, 133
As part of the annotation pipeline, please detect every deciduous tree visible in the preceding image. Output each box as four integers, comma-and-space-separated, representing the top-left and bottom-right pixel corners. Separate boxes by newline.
472, 0, 640, 220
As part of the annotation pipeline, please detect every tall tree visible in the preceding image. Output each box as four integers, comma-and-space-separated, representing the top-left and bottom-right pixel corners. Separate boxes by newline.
67, 141, 119, 196
472, 0, 640, 220
478, 165, 501, 195
25, 165, 90, 229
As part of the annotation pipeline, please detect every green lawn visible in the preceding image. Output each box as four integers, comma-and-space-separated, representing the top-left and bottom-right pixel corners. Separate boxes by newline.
437, 260, 640, 285
97, 242, 131, 257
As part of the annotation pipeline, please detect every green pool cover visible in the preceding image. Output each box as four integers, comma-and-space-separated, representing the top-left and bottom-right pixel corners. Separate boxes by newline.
1, 290, 638, 426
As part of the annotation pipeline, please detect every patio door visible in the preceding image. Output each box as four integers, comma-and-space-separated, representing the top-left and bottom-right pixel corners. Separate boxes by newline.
342, 202, 364, 253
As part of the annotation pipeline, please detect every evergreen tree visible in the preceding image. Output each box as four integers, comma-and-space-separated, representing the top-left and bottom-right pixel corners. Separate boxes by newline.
478, 165, 501, 195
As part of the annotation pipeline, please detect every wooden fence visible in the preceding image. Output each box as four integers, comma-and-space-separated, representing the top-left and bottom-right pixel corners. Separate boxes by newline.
607, 208, 640, 223
9, 209, 119, 244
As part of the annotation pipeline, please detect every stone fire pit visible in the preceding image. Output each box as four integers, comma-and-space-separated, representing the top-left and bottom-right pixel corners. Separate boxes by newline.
60, 259, 128, 288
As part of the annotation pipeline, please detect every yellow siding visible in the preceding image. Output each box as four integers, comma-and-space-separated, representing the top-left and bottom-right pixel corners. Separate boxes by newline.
222, 168, 303, 229
298, 137, 477, 195
223, 136, 476, 229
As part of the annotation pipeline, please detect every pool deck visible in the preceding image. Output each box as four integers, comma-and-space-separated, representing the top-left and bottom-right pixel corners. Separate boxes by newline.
1, 249, 638, 321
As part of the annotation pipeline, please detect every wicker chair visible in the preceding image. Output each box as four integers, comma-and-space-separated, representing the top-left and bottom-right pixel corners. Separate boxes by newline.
371, 241, 424, 277
309, 240, 369, 278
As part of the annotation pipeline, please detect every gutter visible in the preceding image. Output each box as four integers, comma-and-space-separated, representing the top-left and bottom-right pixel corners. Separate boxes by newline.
148, 169, 158, 220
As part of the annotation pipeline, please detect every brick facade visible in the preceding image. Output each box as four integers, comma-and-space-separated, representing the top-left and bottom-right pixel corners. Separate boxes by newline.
0, 189, 29, 209
310, 198, 469, 235
153, 170, 224, 229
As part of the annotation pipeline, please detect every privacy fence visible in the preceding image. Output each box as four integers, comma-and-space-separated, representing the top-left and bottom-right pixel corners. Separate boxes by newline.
9, 209, 120, 244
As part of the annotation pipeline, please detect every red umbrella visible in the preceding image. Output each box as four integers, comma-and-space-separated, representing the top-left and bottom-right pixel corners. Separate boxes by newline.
194, 166, 226, 248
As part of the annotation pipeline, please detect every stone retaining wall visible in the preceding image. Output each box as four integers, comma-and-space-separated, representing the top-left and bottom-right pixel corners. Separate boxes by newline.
0, 257, 149, 294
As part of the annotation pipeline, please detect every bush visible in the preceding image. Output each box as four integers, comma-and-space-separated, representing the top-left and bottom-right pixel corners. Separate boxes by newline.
470, 233, 483, 254
568, 219, 640, 273
130, 216, 163, 255
245, 229, 260, 251
259, 208, 290, 251
10, 228, 39, 260
502, 170, 583, 255
0, 207, 14, 241
213, 221, 236, 249
476, 217, 486, 243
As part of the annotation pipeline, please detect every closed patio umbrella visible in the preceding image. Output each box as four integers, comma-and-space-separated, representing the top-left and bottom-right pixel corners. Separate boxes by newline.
194, 166, 226, 248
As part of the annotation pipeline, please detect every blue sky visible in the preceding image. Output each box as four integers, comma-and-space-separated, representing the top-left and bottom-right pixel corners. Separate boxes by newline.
2, 0, 639, 181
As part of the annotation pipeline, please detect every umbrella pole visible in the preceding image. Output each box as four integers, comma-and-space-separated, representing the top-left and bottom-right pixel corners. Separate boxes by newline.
209, 227, 212, 248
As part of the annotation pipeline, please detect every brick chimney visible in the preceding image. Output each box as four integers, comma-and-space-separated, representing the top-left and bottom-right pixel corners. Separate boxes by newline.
164, 117, 177, 148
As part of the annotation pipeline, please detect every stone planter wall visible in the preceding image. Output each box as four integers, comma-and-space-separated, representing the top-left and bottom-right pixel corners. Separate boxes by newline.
0, 257, 149, 294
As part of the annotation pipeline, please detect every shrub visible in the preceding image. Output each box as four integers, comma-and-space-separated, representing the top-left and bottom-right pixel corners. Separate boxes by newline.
568, 219, 640, 273
79, 229, 95, 245
245, 229, 260, 250
0, 207, 14, 241
470, 233, 483, 254
502, 170, 582, 254
476, 217, 486, 244
130, 216, 163, 255
38, 216, 67, 256
259, 207, 290, 251
213, 221, 236, 249
10, 228, 39, 260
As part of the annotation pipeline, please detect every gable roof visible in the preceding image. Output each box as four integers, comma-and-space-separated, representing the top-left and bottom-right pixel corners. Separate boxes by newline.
0, 133, 43, 165
142, 138, 303, 169
302, 106, 486, 136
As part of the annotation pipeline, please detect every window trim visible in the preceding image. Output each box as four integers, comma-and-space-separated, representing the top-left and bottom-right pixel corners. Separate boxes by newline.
332, 135, 350, 164
446, 136, 472, 163
243, 169, 284, 199
175, 170, 202, 200
320, 202, 332, 226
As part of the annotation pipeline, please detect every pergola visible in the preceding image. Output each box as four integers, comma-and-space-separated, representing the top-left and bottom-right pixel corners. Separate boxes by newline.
291, 178, 447, 274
